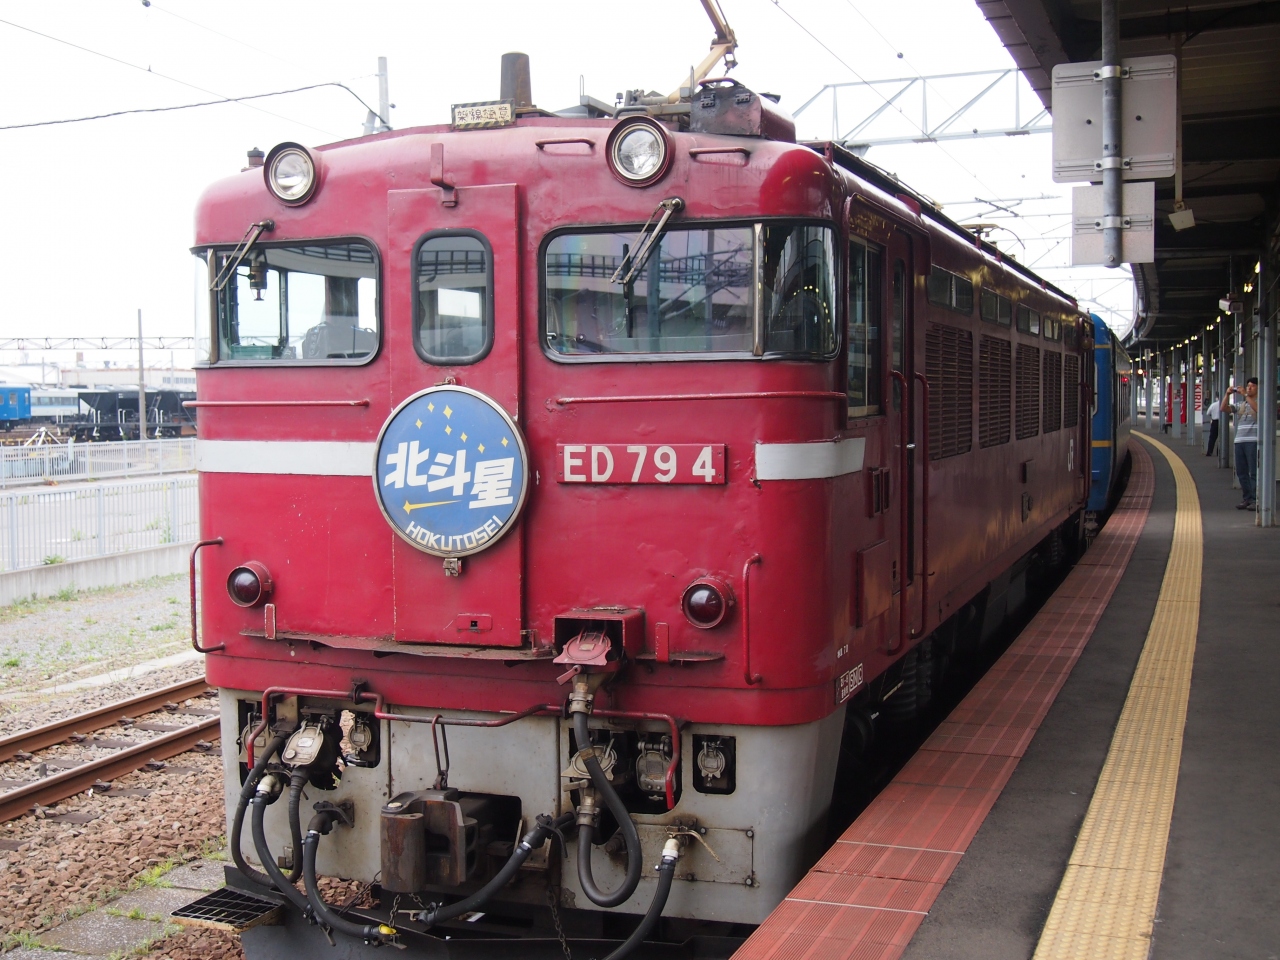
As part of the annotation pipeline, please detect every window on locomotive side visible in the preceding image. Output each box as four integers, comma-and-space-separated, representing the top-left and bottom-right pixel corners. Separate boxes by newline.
847, 239, 883, 418
207, 241, 379, 364
926, 267, 973, 315
415, 233, 492, 364
981, 291, 1012, 327
542, 223, 836, 359
1015, 305, 1041, 336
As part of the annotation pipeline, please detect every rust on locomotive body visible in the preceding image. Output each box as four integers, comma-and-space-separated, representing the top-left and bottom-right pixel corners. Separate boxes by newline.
189, 20, 1091, 951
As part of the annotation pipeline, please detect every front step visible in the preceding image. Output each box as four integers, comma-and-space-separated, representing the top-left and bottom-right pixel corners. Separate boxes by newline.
172, 886, 283, 933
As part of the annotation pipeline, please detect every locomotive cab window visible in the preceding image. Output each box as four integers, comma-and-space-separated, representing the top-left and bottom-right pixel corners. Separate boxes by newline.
542, 222, 836, 359
415, 232, 492, 364
205, 240, 379, 364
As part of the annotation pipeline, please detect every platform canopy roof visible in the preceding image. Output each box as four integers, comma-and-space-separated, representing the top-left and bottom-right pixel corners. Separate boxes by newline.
975, 0, 1280, 346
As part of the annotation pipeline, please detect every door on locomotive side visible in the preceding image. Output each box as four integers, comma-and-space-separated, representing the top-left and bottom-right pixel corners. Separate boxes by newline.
888, 224, 923, 652
380, 183, 526, 647
846, 200, 919, 658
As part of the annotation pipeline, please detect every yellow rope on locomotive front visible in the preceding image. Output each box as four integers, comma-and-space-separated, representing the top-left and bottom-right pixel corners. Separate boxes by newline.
1033, 434, 1202, 960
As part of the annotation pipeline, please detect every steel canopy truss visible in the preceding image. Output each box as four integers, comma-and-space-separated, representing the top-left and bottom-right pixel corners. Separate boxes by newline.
795, 69, 1051, 149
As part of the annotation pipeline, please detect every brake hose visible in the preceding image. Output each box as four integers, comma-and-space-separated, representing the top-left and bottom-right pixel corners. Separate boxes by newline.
250, 772, 315, 920
601, 839, 681, 960
230, 731, 287, 889
572, 711, 643, 908
302, 810, 397, 944
418, 812, 575, 926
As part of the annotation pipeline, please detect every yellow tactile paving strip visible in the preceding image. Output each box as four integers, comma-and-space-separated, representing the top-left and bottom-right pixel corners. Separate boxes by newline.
1033, 435, 1201, 960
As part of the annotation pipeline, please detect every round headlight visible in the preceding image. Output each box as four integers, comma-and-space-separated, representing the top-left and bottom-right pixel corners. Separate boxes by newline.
227, 562, 273, 607
607, 119, 671, 187
682, 577, 734, 629
264, 143, 317, 205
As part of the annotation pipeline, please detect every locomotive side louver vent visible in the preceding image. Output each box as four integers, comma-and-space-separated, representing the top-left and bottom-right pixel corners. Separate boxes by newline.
926, 323, 973, 460
1016, 345, 1041, 440
1043, 351, 1063, 433
979, 336, 1012, 448
1063, 355, 1080, 427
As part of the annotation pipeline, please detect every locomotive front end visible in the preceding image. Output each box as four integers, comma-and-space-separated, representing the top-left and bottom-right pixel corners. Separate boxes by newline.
190, 70, 872, 953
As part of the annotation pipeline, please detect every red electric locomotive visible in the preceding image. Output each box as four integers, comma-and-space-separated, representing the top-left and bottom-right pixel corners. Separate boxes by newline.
188, 34, 1091, 960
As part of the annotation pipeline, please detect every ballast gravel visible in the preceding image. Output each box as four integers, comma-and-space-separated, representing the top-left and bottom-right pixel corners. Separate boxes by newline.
0, 749, 224, 948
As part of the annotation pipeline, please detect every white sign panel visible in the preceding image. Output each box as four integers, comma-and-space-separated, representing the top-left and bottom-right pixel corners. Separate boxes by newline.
1052, 55, 1177, 183
1071, 182, 1156, 265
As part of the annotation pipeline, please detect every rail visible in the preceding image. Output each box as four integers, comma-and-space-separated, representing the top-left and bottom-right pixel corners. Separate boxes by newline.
0, 717, 219, 823
0, 438, 195, 489
0, 475, 199, 573
0, 678, 211, 763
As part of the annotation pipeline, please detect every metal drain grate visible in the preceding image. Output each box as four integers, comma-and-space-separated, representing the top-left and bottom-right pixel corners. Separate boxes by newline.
171, 887, 283, 932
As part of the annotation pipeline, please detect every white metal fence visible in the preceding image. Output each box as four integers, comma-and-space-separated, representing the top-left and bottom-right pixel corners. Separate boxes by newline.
0, 477, 199, 572
0, 438, 196, 488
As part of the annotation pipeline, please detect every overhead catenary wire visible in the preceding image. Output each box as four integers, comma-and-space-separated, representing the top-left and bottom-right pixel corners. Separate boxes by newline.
0, 81, 388, 132
767, 0, 1003, 199
0, 15, 346, 137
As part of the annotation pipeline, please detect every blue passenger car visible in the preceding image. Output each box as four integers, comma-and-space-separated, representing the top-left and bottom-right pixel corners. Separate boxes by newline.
1088, 314, 1132, 516
0, 385, 31, 431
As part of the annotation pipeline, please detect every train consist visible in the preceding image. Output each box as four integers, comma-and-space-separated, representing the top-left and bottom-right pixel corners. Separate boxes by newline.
188, 36, 1106, 959
0, 386, 196, 440
1087, 314, 1133, 524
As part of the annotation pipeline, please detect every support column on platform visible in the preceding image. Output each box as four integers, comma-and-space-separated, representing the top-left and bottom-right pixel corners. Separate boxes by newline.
1131, 349, 1140, 424
1158, 350, 1167, 432
1172, 347, 1183, 438
1152, 350, 1162, 427
1258, 260, 1275, 526
1187, 341, 1200, 447
1218, 323, 1230, 468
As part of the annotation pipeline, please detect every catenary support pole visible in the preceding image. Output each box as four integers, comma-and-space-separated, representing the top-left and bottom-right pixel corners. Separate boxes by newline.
377, 57, 391, 133
1100, 0, 1123, 269
137, 309, 146, 441
1258, 260, 1275, 526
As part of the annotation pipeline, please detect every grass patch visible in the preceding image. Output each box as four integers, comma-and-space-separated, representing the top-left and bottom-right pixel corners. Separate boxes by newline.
131, 856, 182, 889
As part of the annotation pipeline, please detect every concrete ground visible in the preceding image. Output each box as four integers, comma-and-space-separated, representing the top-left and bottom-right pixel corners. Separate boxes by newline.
901, 426, 1280, 959
5, 857, 225, 958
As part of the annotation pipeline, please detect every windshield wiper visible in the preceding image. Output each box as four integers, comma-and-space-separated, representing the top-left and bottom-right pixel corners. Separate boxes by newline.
609, 198, 683, 286
210, 219, 275, 292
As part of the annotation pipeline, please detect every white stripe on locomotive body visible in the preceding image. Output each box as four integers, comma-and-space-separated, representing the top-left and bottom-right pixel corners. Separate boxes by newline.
196, 440, 376, 476
200, 438, 868, 481
754, 438, 866, 480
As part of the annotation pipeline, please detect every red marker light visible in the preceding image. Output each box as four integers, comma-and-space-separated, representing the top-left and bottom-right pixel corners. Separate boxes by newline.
682, 578, 734, 629
227, 562, 273, 607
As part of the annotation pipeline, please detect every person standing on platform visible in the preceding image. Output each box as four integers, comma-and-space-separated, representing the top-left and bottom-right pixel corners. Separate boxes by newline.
1224, 377, 1259, 509
1205, 394, 1221, 456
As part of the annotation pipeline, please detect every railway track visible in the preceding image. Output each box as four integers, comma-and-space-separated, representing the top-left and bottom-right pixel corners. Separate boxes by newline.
0, 677, 219, 822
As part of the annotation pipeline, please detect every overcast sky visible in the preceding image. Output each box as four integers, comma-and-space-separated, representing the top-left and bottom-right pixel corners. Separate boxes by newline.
0, 0, 1133, 372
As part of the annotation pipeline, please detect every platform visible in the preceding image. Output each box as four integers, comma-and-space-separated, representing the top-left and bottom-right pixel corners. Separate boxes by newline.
736, 425, 1280, 959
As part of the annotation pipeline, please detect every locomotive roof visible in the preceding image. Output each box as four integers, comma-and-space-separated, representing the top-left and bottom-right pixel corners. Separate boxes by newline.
810, 141, 1080, 309
202, 113, 1079, 314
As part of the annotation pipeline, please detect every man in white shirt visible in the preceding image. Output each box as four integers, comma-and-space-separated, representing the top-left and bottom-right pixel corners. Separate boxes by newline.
1205, 395, 1221, 456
